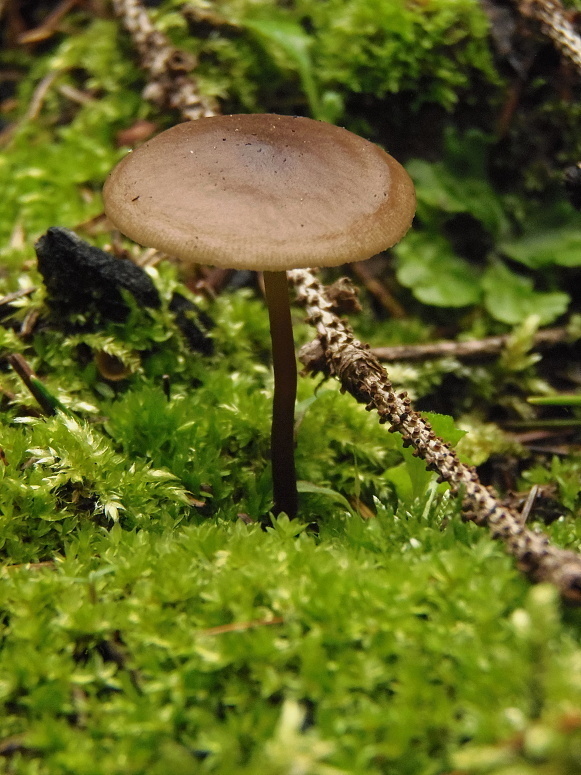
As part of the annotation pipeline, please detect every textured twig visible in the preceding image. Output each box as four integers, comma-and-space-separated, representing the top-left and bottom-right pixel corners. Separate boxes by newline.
17, 0, 78, 44
518, 0, 581, 74
289, 268, 581, 603
371, 326, 572, 363
111, 0, 218, 121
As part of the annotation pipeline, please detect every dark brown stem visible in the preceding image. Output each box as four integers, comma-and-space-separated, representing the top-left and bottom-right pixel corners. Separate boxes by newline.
263, 271, 298, 518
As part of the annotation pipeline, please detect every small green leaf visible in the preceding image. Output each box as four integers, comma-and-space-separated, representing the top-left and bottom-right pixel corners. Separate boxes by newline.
423, 412, 467, 447
500, 226, 581, 269
407, 130, 508, 237
482, 261, 569, 325
297, 480, 355, 516
243, 16, 324, 120
395, 231, 482, 307
265, 512, 311, 537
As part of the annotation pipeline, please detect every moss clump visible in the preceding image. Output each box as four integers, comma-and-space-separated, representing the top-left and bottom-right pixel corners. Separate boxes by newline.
149, 0, 500, 117
1, 508, 580, 775
292, 0, 499, 110
1, 248, 580, 772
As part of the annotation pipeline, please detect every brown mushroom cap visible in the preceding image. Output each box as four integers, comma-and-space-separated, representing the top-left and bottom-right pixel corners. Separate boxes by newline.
103, 114, 415, 271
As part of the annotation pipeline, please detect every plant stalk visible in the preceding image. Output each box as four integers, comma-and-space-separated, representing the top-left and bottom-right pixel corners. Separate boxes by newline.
263, 270, 299, 518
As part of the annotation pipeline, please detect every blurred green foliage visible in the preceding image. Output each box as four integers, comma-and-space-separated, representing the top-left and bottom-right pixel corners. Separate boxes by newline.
160, 0, 499, 115
0, 19, 143, 250
396, 130, 581, 324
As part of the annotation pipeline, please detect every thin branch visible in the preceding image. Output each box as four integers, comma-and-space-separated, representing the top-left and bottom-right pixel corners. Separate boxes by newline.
370, 326, 572, 363
349, 260, 407, 319
17, 0, 78, 44
0, 70, 60, 146
0, 287, 36, 309
289, 268, 581, 604
520, 485, 540, 524
111, 0, 219, 121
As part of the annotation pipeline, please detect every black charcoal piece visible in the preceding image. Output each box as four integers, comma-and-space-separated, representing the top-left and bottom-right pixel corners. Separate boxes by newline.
35, 227, 161, 321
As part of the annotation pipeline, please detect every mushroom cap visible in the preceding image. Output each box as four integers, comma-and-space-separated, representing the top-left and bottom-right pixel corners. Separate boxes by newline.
103, 114, 415, 271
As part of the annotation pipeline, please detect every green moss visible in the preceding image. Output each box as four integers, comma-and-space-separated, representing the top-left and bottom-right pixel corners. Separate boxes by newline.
1, 507, 580, 775
157, 0, 500, 116
1, 3, 581, 772
1, 255, 580, 771
293, 0, 500, 110
0, 19, 144, 249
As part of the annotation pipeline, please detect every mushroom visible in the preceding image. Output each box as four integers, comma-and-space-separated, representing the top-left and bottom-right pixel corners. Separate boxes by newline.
103, 114, 416, 519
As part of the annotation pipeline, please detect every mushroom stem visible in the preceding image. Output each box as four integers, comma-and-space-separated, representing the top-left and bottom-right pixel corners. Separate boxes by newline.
263, 270, 299, 518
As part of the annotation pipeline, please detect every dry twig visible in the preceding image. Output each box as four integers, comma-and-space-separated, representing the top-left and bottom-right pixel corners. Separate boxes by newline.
370, 326, 572, 363
289, 268, 581, 603
17, 0, 78, 44
349, 260, 407, 319
0, 70, 60, 146
110, 0, 219, 121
